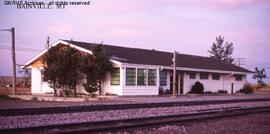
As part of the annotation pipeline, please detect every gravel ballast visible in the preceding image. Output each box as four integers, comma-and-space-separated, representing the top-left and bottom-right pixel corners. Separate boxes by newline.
123, 112, 270, 134
0, 101, 270, 129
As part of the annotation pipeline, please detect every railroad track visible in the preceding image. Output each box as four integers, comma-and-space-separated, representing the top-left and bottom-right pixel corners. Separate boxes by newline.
1, 106, 270, 134
1, 98, 270, 116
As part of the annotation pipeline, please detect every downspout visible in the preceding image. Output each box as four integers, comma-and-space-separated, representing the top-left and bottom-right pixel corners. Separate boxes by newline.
222, 73, 234, 91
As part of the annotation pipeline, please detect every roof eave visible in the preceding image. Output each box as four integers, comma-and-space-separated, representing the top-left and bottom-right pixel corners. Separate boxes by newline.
23, 40, 122, 68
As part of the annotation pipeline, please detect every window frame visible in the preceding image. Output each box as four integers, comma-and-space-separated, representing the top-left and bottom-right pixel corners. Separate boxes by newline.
159, 71, 167, 86
235, 74, 243, 81
148, 69, 157, 86
137, 68, 147, 86
110, 67, 120, 85
200, 72, 209, 80
125, 68, 136, 86
212, 73, 220, 80
189, 72, 196, 79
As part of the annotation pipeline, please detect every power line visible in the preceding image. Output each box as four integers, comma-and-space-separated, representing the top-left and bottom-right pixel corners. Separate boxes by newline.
0, 39, 34, 43
0, 40, 10, 43
0, 46, 42, 52
0, 35, 11, 39
0, 48, 42, 52
0, 49, 41, 52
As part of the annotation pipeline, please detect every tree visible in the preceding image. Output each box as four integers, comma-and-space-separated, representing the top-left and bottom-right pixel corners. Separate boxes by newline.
239, 83, 253, 94
42, 46, 61, 96
18, 68, 31, 88
208, 36, 234, 64
42, 44, 112, 96
42, 46, 83, 97
81, 44, 112, 95
80, 54, 98, 94
57, 47, 82, 97
253, 67, 267, 85
189, 81, 204, 94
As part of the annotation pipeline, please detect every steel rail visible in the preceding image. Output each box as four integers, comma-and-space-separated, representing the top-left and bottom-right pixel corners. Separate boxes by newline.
0, 106, 270, 134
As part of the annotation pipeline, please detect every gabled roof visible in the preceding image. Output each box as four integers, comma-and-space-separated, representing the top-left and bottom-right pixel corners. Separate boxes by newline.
63, 40, 252, 73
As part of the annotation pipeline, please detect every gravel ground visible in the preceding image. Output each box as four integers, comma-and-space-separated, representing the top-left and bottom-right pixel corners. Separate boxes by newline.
1, 101, 270, 129
117, 112, 270, 134
0, 99, 136, 109
1, 94, 270, 109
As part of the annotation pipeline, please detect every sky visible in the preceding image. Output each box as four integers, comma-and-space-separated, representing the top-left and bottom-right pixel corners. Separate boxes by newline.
0, 0, 270, 83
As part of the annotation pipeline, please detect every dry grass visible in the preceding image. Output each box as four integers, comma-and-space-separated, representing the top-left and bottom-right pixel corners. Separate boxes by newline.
259, 86, 270, 91
251, 84, 270, 90
251, 84, 270, 95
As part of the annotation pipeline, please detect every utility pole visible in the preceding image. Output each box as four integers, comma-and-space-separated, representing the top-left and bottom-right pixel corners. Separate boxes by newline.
172, 51, 177, 96
0, 28, 16, 95
11, 28, 16, 95
46, 36, 50, 49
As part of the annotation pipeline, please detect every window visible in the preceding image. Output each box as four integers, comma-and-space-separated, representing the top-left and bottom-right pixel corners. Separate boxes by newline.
110, 68, 120, 85
148, 69, 157, 86
200, 73, 209, 79
235, 75, 243, 81
126, 68, 136, 85
212, 73, 220, 80
160, 71, 167, 86
41, 69, 44, 82
137, 68, 147, 86
189, 72, 196, 79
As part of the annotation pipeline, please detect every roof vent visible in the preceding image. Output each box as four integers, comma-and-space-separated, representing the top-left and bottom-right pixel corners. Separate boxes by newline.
110, 55, 127, 61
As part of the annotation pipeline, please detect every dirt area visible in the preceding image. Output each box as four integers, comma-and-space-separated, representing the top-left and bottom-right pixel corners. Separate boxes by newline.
116, 112, 270, 134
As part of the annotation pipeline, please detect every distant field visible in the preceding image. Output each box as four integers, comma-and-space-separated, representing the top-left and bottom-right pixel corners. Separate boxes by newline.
252, 84, 270, 90
259, 86, 270, 90
252, 84, 270, 95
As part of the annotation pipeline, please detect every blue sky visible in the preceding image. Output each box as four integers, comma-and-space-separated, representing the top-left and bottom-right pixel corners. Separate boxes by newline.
0, 0, 270, 83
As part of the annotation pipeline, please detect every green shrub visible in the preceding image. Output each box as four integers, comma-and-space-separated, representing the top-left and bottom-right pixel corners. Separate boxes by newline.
105, 92, 117, 96
63, 89, 72, 97
239, 84, 254, 94
0, 94, 9, 99
91, 93, 97, 98
83, 83, 99, 94
189, 81, 204, 94
59, 91, 64, 97
204, 91, 213, 94
31, 96, 38, 101
217, 90, 228, 94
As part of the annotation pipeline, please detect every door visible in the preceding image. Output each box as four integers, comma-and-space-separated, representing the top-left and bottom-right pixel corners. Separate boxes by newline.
179, 72, 184, 94
169, 71, 180, 94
